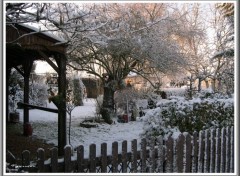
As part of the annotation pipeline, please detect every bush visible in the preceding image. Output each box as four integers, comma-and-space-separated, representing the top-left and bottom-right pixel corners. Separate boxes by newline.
139, 93, 234, 140
67, 77, 85, 106
9, 85, 23, 112
29, 83, 48, 106
161, 88, 188, 98
95, 95, 103, 116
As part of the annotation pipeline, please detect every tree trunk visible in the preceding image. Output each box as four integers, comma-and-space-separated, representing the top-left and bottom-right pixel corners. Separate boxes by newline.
198, 78, 202, 92
188, 75, 193, 99
101, 86, 115, 124
212, 78, 216, 92
204, 79, 209, 88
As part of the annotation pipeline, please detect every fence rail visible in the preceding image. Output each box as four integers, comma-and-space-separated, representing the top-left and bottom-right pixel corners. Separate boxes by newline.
7, 126, 234, 173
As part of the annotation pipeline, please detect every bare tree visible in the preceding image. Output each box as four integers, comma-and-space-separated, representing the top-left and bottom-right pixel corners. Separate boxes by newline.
210, 3, 234, 94
166, 4, 209, 96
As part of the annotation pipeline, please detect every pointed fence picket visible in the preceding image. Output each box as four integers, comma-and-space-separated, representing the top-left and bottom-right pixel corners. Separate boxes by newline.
9, 126, 234, 173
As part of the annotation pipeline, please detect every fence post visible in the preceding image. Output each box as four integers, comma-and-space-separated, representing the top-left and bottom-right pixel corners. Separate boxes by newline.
22, 150, 30, 172
192, 131, 198, 173
37, 148, 45, 172
215, 128, 221, 173
89, 144, 96, 173
141, 138, 147, 173
77, 145, 84, 172
204, 129, 210, 173
225, 126, 231, 172
64, 146, 72, 172
112, 141, 118, 173
131, 139, 138, 173
157, 136, 164, 173
121, 141, 127, 173
50, 147, 58, 172
198, 130, 205, 173
176, 134, 184, 173
165, 135, 173, 172
101, 143, 107, 173
230, 126, 234, 173
185, 133, 192, 173
148, 137, 155, 173
220, 127, 226, 173
210, 129, 216, 173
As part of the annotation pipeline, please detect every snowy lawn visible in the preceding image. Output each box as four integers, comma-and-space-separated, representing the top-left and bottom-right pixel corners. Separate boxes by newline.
17, 99, 144, 157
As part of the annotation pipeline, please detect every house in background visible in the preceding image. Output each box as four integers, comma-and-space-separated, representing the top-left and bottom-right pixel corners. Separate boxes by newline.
124, 74, 171, 91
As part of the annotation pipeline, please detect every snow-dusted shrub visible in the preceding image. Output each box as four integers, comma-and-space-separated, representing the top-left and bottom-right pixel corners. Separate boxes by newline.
194, 88, 230, 99
138, 107, 181, 140
67, 76, 85, 106
9, 85, 23, 112
162, 88, 187, 98
29, 82, 48, 106
95, 95, 103, 116
9, 82, 48, 110
73, 78, 84, 106
139, 95, 234, 139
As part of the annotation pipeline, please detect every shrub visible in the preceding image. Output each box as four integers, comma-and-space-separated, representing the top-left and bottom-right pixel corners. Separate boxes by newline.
161, 87, 188, 98
29, 82, 48, 106
95, 95, 103, 116
67, 77, 85, 106
139, 94, 234, 139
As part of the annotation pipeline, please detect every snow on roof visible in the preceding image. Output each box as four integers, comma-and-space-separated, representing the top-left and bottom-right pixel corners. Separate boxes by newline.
18, 23, 67, 43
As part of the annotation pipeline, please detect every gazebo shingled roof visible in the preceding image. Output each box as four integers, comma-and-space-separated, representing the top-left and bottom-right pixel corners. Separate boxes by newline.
6, 23, 68, 156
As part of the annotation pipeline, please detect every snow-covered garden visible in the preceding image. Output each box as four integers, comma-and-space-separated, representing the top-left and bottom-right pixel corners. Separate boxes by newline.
5, 2, 235, 173
15, 87, 234, 158
17, 98, 145, 157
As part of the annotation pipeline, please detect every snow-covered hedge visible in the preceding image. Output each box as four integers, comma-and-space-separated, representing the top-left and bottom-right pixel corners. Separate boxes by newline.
161, 87, 187, 98
138, 95, 234, 140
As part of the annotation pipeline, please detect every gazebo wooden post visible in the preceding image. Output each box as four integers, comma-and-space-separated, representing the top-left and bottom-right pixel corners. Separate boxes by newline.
23, 59, 33, 136
56, 54, 67, 156
6, 67, 11, 122
6, 24, 68, 153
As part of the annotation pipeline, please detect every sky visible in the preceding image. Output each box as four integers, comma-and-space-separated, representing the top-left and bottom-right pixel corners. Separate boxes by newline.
35, 61, 56, 74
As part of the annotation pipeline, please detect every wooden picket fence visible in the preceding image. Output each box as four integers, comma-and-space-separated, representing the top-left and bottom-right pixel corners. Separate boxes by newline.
8, 126, 234, 173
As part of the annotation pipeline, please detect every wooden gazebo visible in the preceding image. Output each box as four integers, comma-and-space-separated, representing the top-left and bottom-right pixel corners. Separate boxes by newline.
6, 23, 67, 155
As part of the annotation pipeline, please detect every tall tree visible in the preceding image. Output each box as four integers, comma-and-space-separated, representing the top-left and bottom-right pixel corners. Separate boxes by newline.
210, 3, 234, 94
165, 4, 208, 95
66, 3, 200, 123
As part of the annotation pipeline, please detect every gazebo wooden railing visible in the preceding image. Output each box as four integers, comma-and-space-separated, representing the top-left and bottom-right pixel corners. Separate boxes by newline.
17, 102, 58, 113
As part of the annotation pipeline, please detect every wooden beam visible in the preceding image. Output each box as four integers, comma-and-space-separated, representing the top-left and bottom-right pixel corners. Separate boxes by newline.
18, 102, 58, 113
38, 50, 59, 73
14, 66, 24, 77
6, 68, 11, 122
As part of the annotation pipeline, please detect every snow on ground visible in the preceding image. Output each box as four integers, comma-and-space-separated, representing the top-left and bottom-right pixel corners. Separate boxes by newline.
17, 99, 144, 157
